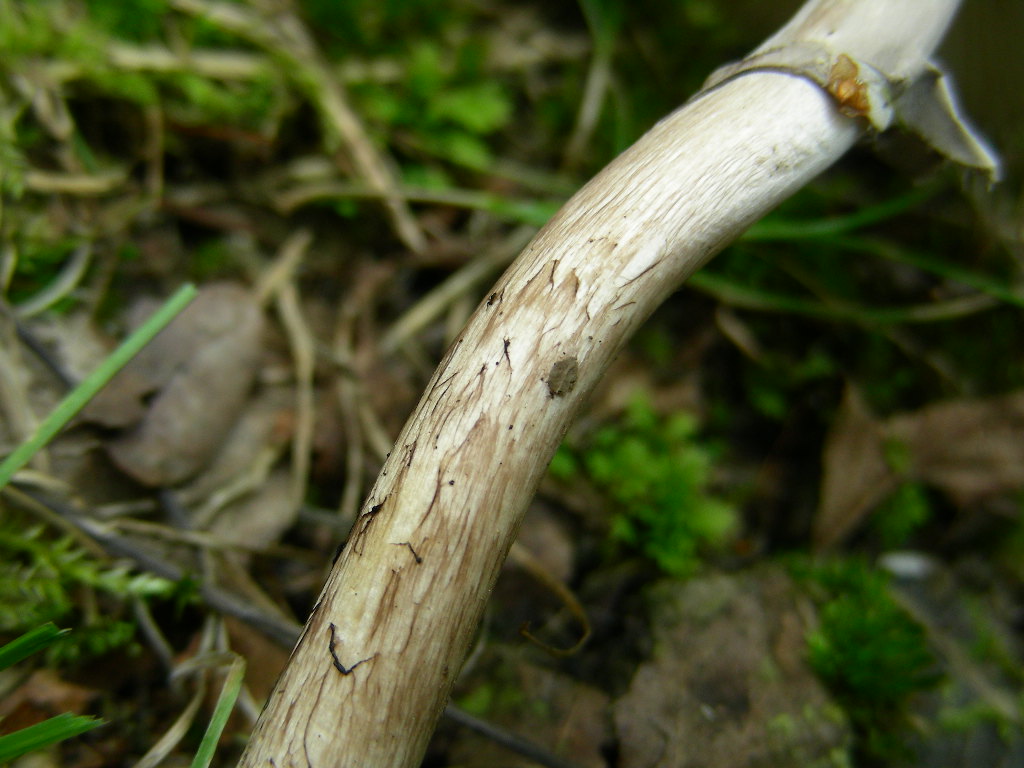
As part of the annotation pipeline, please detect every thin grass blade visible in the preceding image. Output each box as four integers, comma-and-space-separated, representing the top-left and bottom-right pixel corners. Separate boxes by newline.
190, 655, 246, 768
0, 283, 198, 488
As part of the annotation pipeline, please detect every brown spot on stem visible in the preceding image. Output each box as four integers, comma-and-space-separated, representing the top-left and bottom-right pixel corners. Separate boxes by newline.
546, 357, 579, 398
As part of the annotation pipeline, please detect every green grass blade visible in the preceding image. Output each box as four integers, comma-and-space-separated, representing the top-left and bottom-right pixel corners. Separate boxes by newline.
743, 186, 936, 242
0, 623, 67, 670
0, 713, 104, 763
688, 270, 997, 324
190, 656, 246, 768
0, 283, 197, 489
840, 235, 1024, 308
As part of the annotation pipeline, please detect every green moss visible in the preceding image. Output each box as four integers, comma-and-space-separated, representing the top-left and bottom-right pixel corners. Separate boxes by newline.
809, 596, 937, 707
795, 558, 942, 764
871, 482, 931, 548
351, 37, 513, 172
0, 522, 181, 663
557, 394, 737, 577
454, 659, 538, 720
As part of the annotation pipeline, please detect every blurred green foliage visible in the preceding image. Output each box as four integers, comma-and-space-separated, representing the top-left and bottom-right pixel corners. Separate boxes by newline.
871, 482, 932, 549
353, 40, 513, 172
0, 522, 180, 663
996, 496, 1024, 583
82, 0, 168, 42
302, 0, 452, 56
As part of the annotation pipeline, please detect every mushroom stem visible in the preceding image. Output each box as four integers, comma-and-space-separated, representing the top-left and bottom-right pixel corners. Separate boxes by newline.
238, 2, 975, 766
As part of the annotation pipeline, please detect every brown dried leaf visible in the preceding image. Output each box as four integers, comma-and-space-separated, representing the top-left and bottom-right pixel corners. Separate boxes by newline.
102, 283, 264, 486
887, 391, 1024, 504
209, 468, 297, 551
816, 388, 1024, 551
814, 385, 898, 551
225, 616, 291, 704
169, 386, 299, 548
180, 387, 293, 507
0, 670, 99, 729
83, 298, 201, 428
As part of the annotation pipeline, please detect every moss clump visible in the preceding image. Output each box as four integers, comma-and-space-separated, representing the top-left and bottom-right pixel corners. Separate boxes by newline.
797, 558, 942, 764
552, 395, 737, 577
0, 523, 182, 663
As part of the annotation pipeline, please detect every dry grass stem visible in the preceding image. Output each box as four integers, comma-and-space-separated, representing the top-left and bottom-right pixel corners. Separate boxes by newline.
381, 226, 535, 354
258, 230, 317, 510
508, 541, 591, 657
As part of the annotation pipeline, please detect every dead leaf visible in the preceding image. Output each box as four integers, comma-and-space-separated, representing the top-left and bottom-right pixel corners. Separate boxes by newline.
614, 567, 850, 768
178, 387, 293, 516
208, 468, 297, 551
158, 385, 300, 549
0, 670, 99, 733
814, 385, 899, 551
97, 283, 264, 486
225, 616, 290, 705
816, 387, 1024, 551
888, 391, 1024, 504
82, 297, 204, 428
